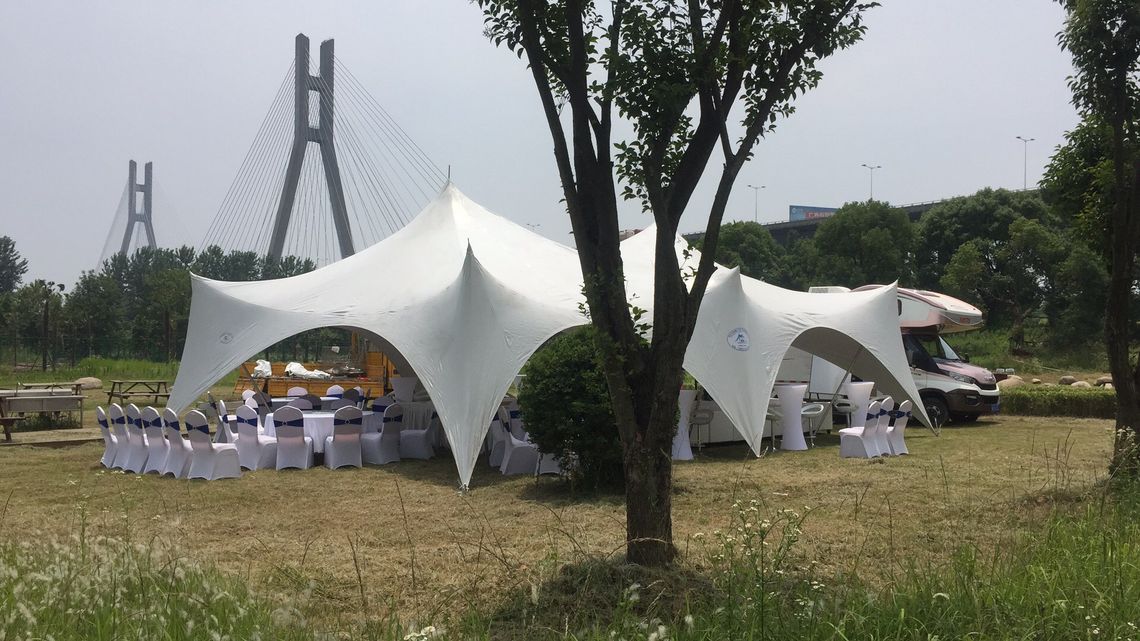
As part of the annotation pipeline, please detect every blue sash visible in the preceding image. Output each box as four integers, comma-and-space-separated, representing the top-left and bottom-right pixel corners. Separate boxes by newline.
191, 424, 209, 434
334, 417, 363, 426
866, 412, 877, 421
279, 418, 304, 428
98, 418, 108, 428
238, 416, 258, 426
329, 393, 343, 399
168, 420, 181, 431
509, 410, 521, 419
382, 415, 403, 423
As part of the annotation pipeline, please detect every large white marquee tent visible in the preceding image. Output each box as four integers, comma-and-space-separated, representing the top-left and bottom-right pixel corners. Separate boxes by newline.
170, 185, 930, 487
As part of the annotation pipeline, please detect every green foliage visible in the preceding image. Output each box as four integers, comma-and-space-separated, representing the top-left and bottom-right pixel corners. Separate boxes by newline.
519, 327, 623, 490
0, 236, 28, 295
811, 199, 914, 286
916, 188, 1056, 289
0, 534, 317, 641
1001, 384, 1117, 419
708, 221, 789, 284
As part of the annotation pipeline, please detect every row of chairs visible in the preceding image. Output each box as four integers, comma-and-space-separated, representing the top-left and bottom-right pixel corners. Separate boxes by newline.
97, 399, 438, 481
837, 397, 911, 458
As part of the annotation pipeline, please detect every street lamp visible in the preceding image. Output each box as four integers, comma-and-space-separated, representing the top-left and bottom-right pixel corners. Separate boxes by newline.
860, 163, 881, 200
747, 184, 765, 222
1015, 136, 1035, 190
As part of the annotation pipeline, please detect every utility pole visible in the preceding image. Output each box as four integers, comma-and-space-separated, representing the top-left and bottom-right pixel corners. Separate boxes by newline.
120, 160, 156, 255
861, 163, 881, 200
747, 184, 765, 222
267, 33, 354, 262
1015, 136, 1034, 190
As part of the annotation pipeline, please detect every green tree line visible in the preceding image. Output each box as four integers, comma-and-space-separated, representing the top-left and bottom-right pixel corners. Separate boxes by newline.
0, 243, 343, 369
708, 177, 1119, 353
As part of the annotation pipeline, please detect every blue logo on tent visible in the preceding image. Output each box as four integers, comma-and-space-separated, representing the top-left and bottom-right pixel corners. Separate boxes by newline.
727, 327, 751, 352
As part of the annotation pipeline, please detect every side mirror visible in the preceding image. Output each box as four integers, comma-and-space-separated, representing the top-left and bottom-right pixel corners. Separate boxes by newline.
961, 352, 970, 363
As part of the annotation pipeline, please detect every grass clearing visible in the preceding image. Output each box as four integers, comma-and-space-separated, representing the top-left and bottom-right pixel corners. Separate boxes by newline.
0, 414, 1114, 636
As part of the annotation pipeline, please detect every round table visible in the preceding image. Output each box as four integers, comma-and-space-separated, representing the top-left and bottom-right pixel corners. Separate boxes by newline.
264, 410, 379, 453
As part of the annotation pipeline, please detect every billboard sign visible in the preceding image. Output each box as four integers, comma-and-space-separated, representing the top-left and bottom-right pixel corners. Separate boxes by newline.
789, 205, 838, 222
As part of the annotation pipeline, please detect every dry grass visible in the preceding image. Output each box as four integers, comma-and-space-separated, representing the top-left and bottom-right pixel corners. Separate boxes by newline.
0, 414, 1114, 630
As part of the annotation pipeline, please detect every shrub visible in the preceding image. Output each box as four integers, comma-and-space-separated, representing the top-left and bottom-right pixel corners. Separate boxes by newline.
1001, 385, 1116, 418
519, 327, 623, 489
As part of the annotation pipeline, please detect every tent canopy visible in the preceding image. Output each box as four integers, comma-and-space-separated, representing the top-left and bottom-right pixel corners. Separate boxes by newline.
171, 185, 929, 487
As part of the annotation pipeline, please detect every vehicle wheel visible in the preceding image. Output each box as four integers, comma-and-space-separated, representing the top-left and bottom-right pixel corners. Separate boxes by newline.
923, 395, 949, 429
950, 412, 980, 424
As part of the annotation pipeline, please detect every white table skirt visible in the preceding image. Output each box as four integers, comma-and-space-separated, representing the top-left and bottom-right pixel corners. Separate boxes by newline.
264, 410, 380, 453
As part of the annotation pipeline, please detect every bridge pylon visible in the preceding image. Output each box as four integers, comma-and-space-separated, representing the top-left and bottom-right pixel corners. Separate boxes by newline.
266, 33, 354, 262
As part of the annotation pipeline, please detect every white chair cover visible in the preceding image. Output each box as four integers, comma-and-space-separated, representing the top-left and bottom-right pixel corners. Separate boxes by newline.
500, 429, 540, 475
361, 404, 402, 465
273, 406, 314, 470
141, 406, 169, 474
123, 404, 149, 474
108, 404, 130, 469
887, 399, 912, 455
161, 408, 192, 479
235, 404, 278, 470
241, 389, 256, 401
214, 400, 239, 443
324, 407, 363, 469
286, 386, 308, 397
326, 398, 355, 411
96, 406, 117, 468
839, 400, 882, 458
874, 397, 895, 456
390, 376, 418, 402
326, 384, 345, 398
487, 410, 510, 468
399, 408, 436, 460
185, 410, 241, 480
536, 452, 562, 476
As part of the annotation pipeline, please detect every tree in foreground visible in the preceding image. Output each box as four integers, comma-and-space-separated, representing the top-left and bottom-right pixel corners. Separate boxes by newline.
1058, 0, 1140, 476
477, 0, 873, 564
0, 236, 28, 295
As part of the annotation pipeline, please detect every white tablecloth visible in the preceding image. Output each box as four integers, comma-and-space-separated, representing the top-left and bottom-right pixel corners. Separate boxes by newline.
269, 396, 341, 410
264, 410, 380, 453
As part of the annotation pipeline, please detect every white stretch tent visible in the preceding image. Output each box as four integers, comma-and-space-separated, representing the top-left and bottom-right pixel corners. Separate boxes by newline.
171, 185, 929, 487
617, 227, 931, 456
170, 185, 585, 488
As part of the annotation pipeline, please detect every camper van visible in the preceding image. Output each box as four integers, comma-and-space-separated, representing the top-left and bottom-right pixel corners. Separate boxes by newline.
850, 285, 999, 426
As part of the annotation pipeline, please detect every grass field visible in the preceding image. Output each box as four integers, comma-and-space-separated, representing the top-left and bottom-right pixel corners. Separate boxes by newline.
0, 412, 1114, 636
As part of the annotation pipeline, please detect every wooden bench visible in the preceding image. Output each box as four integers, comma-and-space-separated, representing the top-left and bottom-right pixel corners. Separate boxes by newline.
106, 380, 170, 406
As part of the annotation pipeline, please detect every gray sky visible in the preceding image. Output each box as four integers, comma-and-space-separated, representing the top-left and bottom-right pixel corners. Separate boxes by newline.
0, 1, 1078, 286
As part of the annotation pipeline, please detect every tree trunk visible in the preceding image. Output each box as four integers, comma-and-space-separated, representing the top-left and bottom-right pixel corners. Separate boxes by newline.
1105, 112, 1140, 477
623, 430, 675, 564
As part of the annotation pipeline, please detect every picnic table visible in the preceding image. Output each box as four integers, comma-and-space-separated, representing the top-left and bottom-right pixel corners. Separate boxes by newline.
0, 386, 87, 441
106, 380, 170, 406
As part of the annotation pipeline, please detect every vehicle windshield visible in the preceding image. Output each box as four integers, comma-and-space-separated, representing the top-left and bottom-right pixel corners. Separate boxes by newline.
938, 337, 962, 361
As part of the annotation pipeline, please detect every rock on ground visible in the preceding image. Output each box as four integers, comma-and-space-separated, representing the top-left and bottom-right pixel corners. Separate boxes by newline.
74, 377, 102, 390
1096, 375, 1113, 386
1072, 380, 1093, 388
998, 377, 1027, 389
1058, 375, 1077, 385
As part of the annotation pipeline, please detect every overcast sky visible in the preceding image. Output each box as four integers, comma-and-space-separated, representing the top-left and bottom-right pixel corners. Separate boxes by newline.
0, 1, 1079, 286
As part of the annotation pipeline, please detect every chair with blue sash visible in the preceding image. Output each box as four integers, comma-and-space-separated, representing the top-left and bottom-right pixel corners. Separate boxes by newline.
214, 400, 239, 444
286, 386, 308, 398
326, 384, 345, 398
141, 406, 169, 474
161, 408, 192, 479
235, 404, 278, 470
108, 403, 131, 469
123, 404, 150, 474
96, 406, 117, 469
325, 406, 363, 469
873, 397, 895, 456
839, 400, 882, 459
361, 404, 402, 465
886, 399, 912, 455
273, 405, 314, 470
185, 410, 241, 480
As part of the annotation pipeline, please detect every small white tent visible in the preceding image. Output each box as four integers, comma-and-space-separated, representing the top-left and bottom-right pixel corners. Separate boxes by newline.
617, 227, 931, 455
171, 185, 929, 487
